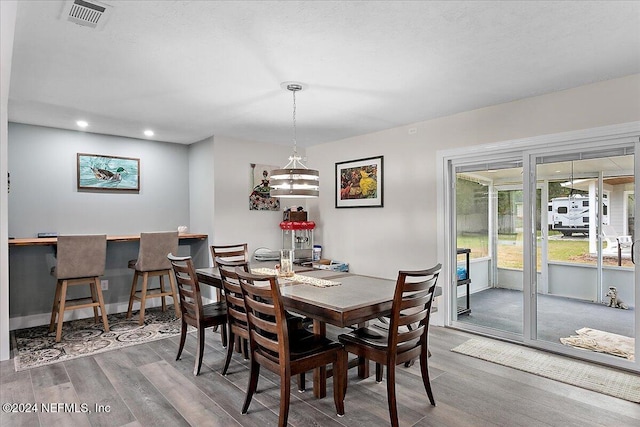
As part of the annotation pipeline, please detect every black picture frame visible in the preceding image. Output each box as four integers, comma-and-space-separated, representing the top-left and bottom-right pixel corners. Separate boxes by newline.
335, 155, 383, 208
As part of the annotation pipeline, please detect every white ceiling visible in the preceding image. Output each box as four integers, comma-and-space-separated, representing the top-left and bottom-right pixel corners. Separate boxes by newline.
8, 0, 640, 147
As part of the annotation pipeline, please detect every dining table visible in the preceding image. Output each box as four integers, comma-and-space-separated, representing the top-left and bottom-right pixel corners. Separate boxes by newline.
196, 263, 403, 399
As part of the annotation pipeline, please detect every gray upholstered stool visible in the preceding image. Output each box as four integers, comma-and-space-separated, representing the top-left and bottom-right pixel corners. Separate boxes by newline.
126, 231, 180, 324
49, 234, 109, 342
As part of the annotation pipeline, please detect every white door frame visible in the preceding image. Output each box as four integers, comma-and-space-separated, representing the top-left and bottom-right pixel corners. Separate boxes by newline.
437, 121, 640, 371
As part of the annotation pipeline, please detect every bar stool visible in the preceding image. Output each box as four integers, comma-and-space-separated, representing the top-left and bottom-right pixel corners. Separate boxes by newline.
49, 234, 109, 343
126, 231, 180, 325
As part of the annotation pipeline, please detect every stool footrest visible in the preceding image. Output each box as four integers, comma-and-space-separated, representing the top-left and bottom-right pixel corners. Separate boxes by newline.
132, 289, 176, 299
62, 297, 101, 311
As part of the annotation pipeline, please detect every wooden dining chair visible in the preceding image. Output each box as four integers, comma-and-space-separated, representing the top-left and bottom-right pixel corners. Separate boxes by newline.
210, 243, 249, 346
217, 258, 307, 390
215, 257, 250, 375
168, 254, 228, 376
236, 269, 346, 426
338, 263, 441, 427
126, 231, 180, 325
49, 234, 109, 342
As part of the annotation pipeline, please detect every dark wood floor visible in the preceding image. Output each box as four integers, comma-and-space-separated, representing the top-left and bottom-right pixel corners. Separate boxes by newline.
1, 326, 639, 427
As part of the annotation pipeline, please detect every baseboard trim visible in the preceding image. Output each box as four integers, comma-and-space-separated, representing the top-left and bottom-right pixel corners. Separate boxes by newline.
9, 296, 215, 331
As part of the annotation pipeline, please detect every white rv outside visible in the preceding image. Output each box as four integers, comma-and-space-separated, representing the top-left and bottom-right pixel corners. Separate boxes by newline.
547, 194, 609, 236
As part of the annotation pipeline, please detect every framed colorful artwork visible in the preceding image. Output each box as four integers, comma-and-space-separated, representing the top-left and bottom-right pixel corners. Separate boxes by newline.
335, 155, 383, 208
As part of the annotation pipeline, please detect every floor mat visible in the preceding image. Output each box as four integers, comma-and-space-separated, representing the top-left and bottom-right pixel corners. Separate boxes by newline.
452, 338, 640, 403
13, 306, 183, 371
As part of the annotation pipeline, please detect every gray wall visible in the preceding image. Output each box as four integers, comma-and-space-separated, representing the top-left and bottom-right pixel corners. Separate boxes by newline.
8, 123, 190, 236
7, 123, 198, 323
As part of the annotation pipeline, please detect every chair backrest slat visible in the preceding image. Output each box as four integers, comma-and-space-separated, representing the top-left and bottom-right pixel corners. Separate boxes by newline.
217, 257, 250, 334
388, 264, 441, 362
211, 244, 249, 266
168, 254, 204, 324
236, 270, 290, 366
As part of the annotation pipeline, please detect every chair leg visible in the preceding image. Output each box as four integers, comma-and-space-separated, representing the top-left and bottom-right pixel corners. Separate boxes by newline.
242, 338, 249, 360
159, 274, 167, 312
89, 280, 99, 323
176, 320, 187, 361
376, 363, 383, 383
357, 355, 368, 378
297, 372, 305, 392
194, 325, 206, 376
49, 281, 62, 332
420, 347, 436, 406
222, 327, 235, 376
55, 280, 69, 342
94, 277, 110, 333
278, 372, 292, 427
242, 360, 260, 414
220, 321, 228, 348
333, 350, 346, 417
138, 272, 149, 325
167, 271, 181, 318
126, 271, 139, 319
386, 363, 399, 427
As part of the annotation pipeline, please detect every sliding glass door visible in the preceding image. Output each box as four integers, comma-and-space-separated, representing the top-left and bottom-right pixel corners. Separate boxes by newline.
445, 132, 638, 371
535, 151, 635, 361
454, 161, 525, 339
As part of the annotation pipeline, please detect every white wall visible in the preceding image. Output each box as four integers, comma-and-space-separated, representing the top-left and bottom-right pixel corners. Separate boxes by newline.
307, 74, 640, 281
1, 0, 18, 361
212, 135, 307, 256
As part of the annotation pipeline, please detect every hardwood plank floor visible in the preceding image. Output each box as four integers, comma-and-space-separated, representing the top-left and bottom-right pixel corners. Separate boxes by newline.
1, 326, 639, 427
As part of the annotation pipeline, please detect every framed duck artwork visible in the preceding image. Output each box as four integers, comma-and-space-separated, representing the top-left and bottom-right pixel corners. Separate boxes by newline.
77, 153, 140, 192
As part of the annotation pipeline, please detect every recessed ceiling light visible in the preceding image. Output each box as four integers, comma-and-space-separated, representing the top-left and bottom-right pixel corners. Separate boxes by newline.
144, 130, 154, 137
76, 120, 88, 128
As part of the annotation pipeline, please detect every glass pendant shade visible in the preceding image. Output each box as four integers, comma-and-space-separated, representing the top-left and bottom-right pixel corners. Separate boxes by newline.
270, 82, 319, 198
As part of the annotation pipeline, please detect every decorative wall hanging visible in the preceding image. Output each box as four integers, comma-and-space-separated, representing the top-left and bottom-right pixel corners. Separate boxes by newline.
77, 153, 140, 192
335, 155, 384, 208
250, 163, 281, 211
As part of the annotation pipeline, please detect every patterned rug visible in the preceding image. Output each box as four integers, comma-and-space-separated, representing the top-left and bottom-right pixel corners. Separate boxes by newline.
13, 306, 182, 371
452, 338, 640, 403
560, 327, 635, 361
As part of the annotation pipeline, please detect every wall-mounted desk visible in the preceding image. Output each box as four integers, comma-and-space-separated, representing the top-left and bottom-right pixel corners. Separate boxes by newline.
8, 233, 209, 327
8, 233, 208, 246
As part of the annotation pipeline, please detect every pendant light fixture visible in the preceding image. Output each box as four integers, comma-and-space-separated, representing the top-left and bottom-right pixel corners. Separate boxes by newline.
270, 82, 319, 198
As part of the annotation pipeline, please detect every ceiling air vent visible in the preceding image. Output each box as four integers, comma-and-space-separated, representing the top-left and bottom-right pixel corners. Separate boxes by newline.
61, 0, 112, 30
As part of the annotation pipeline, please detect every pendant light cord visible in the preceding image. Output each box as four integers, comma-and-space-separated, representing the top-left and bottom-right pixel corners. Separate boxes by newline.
292, 89, 298, 157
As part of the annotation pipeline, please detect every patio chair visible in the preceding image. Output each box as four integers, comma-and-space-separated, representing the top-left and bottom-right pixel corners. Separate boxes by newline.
602, 225, 632, 264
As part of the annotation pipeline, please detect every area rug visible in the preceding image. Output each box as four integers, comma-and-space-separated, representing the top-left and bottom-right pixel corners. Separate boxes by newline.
13, 306, 182, 372
560, 327, 635, 361
451, 338, 640, 403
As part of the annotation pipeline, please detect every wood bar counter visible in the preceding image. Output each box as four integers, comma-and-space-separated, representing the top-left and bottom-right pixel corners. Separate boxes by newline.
8, 233, 207, 246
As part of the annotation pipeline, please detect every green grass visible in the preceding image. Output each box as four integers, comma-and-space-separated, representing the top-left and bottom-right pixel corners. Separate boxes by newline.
457, 233, 632, 269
